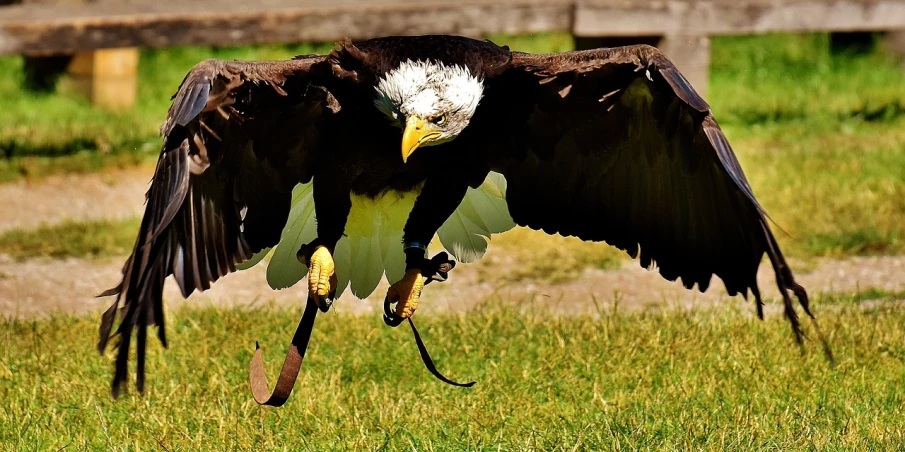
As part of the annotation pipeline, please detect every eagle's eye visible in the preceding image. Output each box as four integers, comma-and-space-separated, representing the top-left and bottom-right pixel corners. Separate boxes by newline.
432, 114, 448, 126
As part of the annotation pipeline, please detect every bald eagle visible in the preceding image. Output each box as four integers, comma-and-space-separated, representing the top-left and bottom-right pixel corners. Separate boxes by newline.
99, 35, 817, 402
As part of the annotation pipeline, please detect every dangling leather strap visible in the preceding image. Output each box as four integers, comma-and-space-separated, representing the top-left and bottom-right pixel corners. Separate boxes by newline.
408, 318, 475, 388
248, 296, 319, 407
249, 290, 474, 407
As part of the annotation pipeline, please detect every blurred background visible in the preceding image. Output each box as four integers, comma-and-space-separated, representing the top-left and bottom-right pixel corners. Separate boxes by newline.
0, 0, 903, 449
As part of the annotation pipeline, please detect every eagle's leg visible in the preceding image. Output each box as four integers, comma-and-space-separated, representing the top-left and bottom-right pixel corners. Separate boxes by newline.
297, 173, 353, 312
384, 178, 468, 326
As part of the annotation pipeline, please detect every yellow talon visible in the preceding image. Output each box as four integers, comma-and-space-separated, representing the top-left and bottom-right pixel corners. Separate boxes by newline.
387, 269, 425, 319
307, 245, 337, 307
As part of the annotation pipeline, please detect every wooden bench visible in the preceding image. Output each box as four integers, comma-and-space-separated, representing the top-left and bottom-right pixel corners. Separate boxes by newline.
3, 0, 904, 108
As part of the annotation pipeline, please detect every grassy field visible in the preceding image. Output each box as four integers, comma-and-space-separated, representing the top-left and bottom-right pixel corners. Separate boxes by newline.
0, 294, 902, 450
0, 218, 141, 261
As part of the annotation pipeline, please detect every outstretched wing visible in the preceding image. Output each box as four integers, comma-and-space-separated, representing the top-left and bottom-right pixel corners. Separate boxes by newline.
98, 57, 337, 396
486, 45, 811, 339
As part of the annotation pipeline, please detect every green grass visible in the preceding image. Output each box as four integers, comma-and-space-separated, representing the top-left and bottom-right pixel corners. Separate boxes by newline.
727, 118, 905, 258
0, 294, 903, 450
0, 218, 140, 260
820, 288, 905, 305
709, 33, 905, 125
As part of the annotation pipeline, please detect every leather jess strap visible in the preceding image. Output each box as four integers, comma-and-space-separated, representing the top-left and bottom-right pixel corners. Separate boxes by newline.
249, 293, 475, 407
407, 318, 475, 388
249, 296, 319, 407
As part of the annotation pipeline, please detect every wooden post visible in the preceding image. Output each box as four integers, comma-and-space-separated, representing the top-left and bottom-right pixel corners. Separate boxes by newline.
66, 48, 139, 110
574, 34, 711, 99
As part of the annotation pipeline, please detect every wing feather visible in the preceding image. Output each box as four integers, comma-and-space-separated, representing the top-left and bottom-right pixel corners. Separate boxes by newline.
99, 56, 334, 395
266, 182, 317, 290
243, 173, 514, 297
487, 45, 810, 341
349, 236, 385, 298
437, 172, 515, 263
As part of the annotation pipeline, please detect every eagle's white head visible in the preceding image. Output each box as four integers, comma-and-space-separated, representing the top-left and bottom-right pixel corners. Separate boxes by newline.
374, 60, 484, 162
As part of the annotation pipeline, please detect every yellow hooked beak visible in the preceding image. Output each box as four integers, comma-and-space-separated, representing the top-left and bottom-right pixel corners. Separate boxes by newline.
401, 116, 441, 163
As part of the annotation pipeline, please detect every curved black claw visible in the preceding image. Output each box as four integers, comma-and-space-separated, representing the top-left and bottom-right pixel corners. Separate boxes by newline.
318, 298, 334, 313
317, 284, 338, 314
383, 297, 404, 327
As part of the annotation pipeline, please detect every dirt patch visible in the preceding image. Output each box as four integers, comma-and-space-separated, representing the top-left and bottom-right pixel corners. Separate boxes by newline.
1, 252, 902, 320
0, 165, 153, 233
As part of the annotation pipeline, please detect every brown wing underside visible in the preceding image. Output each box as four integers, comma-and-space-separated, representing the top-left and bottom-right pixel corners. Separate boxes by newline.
488, 45, 812, 339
